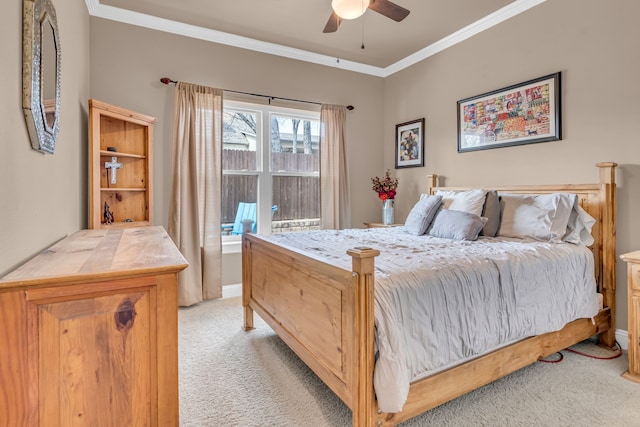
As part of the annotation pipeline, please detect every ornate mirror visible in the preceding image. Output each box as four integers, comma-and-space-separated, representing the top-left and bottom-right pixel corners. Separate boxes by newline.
22, 0, 61, 154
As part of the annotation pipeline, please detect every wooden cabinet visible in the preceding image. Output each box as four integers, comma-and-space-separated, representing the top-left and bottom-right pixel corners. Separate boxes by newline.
0, 227, 188, 426
621, 250, 640, 383
89, 99, 156, 229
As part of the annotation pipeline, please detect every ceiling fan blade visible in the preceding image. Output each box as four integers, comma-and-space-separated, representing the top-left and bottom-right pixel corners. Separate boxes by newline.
323, 11, 342, 33
368, 0, 410, 22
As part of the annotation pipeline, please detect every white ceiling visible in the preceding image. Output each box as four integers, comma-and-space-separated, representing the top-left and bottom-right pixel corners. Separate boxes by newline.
85, 0, 546, 77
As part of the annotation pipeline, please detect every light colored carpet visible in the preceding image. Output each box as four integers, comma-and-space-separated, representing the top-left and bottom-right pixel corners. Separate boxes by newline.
178, 297, 640, 426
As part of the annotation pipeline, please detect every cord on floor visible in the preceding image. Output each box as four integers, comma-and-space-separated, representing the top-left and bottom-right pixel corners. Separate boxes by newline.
538, 340, 622, 364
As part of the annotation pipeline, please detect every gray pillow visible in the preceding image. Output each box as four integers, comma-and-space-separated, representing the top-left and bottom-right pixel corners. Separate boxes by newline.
428, 209, 488, 241
404, 194, 443, 235
479, 190, 501, 237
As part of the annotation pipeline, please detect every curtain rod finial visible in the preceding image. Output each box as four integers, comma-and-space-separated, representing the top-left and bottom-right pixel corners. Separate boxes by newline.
346, 105, 354, 111
160, 77, 177, 85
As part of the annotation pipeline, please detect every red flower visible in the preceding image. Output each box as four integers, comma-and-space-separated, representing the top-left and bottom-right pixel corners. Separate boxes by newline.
371, 170, 398, 201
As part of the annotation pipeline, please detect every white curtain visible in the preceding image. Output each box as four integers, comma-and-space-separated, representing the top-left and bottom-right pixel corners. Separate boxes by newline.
168, 82, 223, 306
320, 104, 351, 229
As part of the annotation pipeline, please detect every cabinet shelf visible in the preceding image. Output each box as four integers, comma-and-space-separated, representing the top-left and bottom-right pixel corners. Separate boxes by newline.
89, 99, 156, 229
100, 187, 147, 192
100, 220, 151, 228
99, 150, 146, 159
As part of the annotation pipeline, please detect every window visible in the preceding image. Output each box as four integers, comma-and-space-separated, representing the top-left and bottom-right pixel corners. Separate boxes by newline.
222, 101, 321, 238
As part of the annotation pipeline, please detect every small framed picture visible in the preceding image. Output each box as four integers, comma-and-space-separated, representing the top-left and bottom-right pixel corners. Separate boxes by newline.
395, 118, 425, 169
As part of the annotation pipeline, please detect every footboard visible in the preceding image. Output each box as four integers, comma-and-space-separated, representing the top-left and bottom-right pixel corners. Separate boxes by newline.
242, 233, 379, 425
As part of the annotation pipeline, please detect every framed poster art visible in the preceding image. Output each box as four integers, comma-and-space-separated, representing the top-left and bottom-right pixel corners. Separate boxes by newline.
457, 72, 561, 153
395, 118, 425, 169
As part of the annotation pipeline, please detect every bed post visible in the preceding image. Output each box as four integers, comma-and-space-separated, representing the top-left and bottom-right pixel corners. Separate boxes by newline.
242, 223, 254, 331
426, 174, 438, 193
597, 161, 617, 347
347, 247, 380, 427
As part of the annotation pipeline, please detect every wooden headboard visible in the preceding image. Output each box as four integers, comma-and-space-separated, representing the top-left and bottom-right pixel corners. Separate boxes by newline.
427, 162, 617, 344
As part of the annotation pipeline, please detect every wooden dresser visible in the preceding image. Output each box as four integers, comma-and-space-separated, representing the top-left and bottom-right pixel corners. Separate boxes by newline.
621, 250, 640, 383
0, 226, 188, 426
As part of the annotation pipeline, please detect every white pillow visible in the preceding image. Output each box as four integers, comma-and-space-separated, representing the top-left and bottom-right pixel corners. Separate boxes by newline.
497, 193, 576, 242
404, 194, 442, 235
435, 189, 487, 217
562, 200, 596, 246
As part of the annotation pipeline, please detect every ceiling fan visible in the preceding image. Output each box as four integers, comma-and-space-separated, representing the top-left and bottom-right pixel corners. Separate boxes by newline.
323, 0, 410, 33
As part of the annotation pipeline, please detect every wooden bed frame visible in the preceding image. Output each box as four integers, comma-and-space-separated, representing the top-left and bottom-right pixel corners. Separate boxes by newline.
242, 162, 617, 427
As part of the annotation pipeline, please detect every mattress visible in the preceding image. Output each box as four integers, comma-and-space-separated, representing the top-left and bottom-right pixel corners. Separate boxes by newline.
268, 227, 599, 412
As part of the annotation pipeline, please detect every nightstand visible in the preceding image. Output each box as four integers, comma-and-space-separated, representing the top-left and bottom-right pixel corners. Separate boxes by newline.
364, 222, 402, 228
621, 250, 640, 383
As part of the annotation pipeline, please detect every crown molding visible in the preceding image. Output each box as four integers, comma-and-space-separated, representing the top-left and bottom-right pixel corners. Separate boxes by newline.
85, 0, 546, 78
382, 0, 546, 77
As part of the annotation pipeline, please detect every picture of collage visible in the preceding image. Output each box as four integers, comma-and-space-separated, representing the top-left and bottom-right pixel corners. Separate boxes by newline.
461, 82, 552, 147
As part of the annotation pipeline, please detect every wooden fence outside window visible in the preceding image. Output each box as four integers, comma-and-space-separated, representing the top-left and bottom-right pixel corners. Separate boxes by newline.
222, 150, 320, 224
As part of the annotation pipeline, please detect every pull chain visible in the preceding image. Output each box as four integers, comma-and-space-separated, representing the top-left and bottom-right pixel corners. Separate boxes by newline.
361, 12, 365, 50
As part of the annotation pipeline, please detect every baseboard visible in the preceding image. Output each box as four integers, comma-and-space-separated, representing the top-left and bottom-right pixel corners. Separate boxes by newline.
221, 284, 630, 351
222, 283, 242, 299
616, 329, 629, 350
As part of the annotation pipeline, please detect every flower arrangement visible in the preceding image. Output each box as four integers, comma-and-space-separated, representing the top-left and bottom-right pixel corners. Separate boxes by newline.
371, 170, 398, 201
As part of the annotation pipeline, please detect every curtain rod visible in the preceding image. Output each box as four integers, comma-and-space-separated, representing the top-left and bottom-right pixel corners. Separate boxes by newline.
160, 77, 354, 110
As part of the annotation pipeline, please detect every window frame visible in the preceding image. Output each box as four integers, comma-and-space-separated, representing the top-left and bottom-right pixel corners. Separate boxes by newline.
222, 100, 321, 244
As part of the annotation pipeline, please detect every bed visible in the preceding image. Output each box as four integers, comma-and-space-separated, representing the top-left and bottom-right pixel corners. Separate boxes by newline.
241, 162, 617, 427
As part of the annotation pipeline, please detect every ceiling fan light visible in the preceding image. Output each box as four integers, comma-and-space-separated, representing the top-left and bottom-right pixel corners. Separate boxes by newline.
332, 0, 367, 20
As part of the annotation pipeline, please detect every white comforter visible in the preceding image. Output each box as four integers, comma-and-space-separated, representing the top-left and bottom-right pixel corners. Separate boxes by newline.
268, 227, 599, 413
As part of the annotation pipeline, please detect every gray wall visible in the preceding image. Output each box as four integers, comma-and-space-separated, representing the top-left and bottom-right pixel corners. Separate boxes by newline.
0, 0, 90, 276
383, 0, 640, 331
